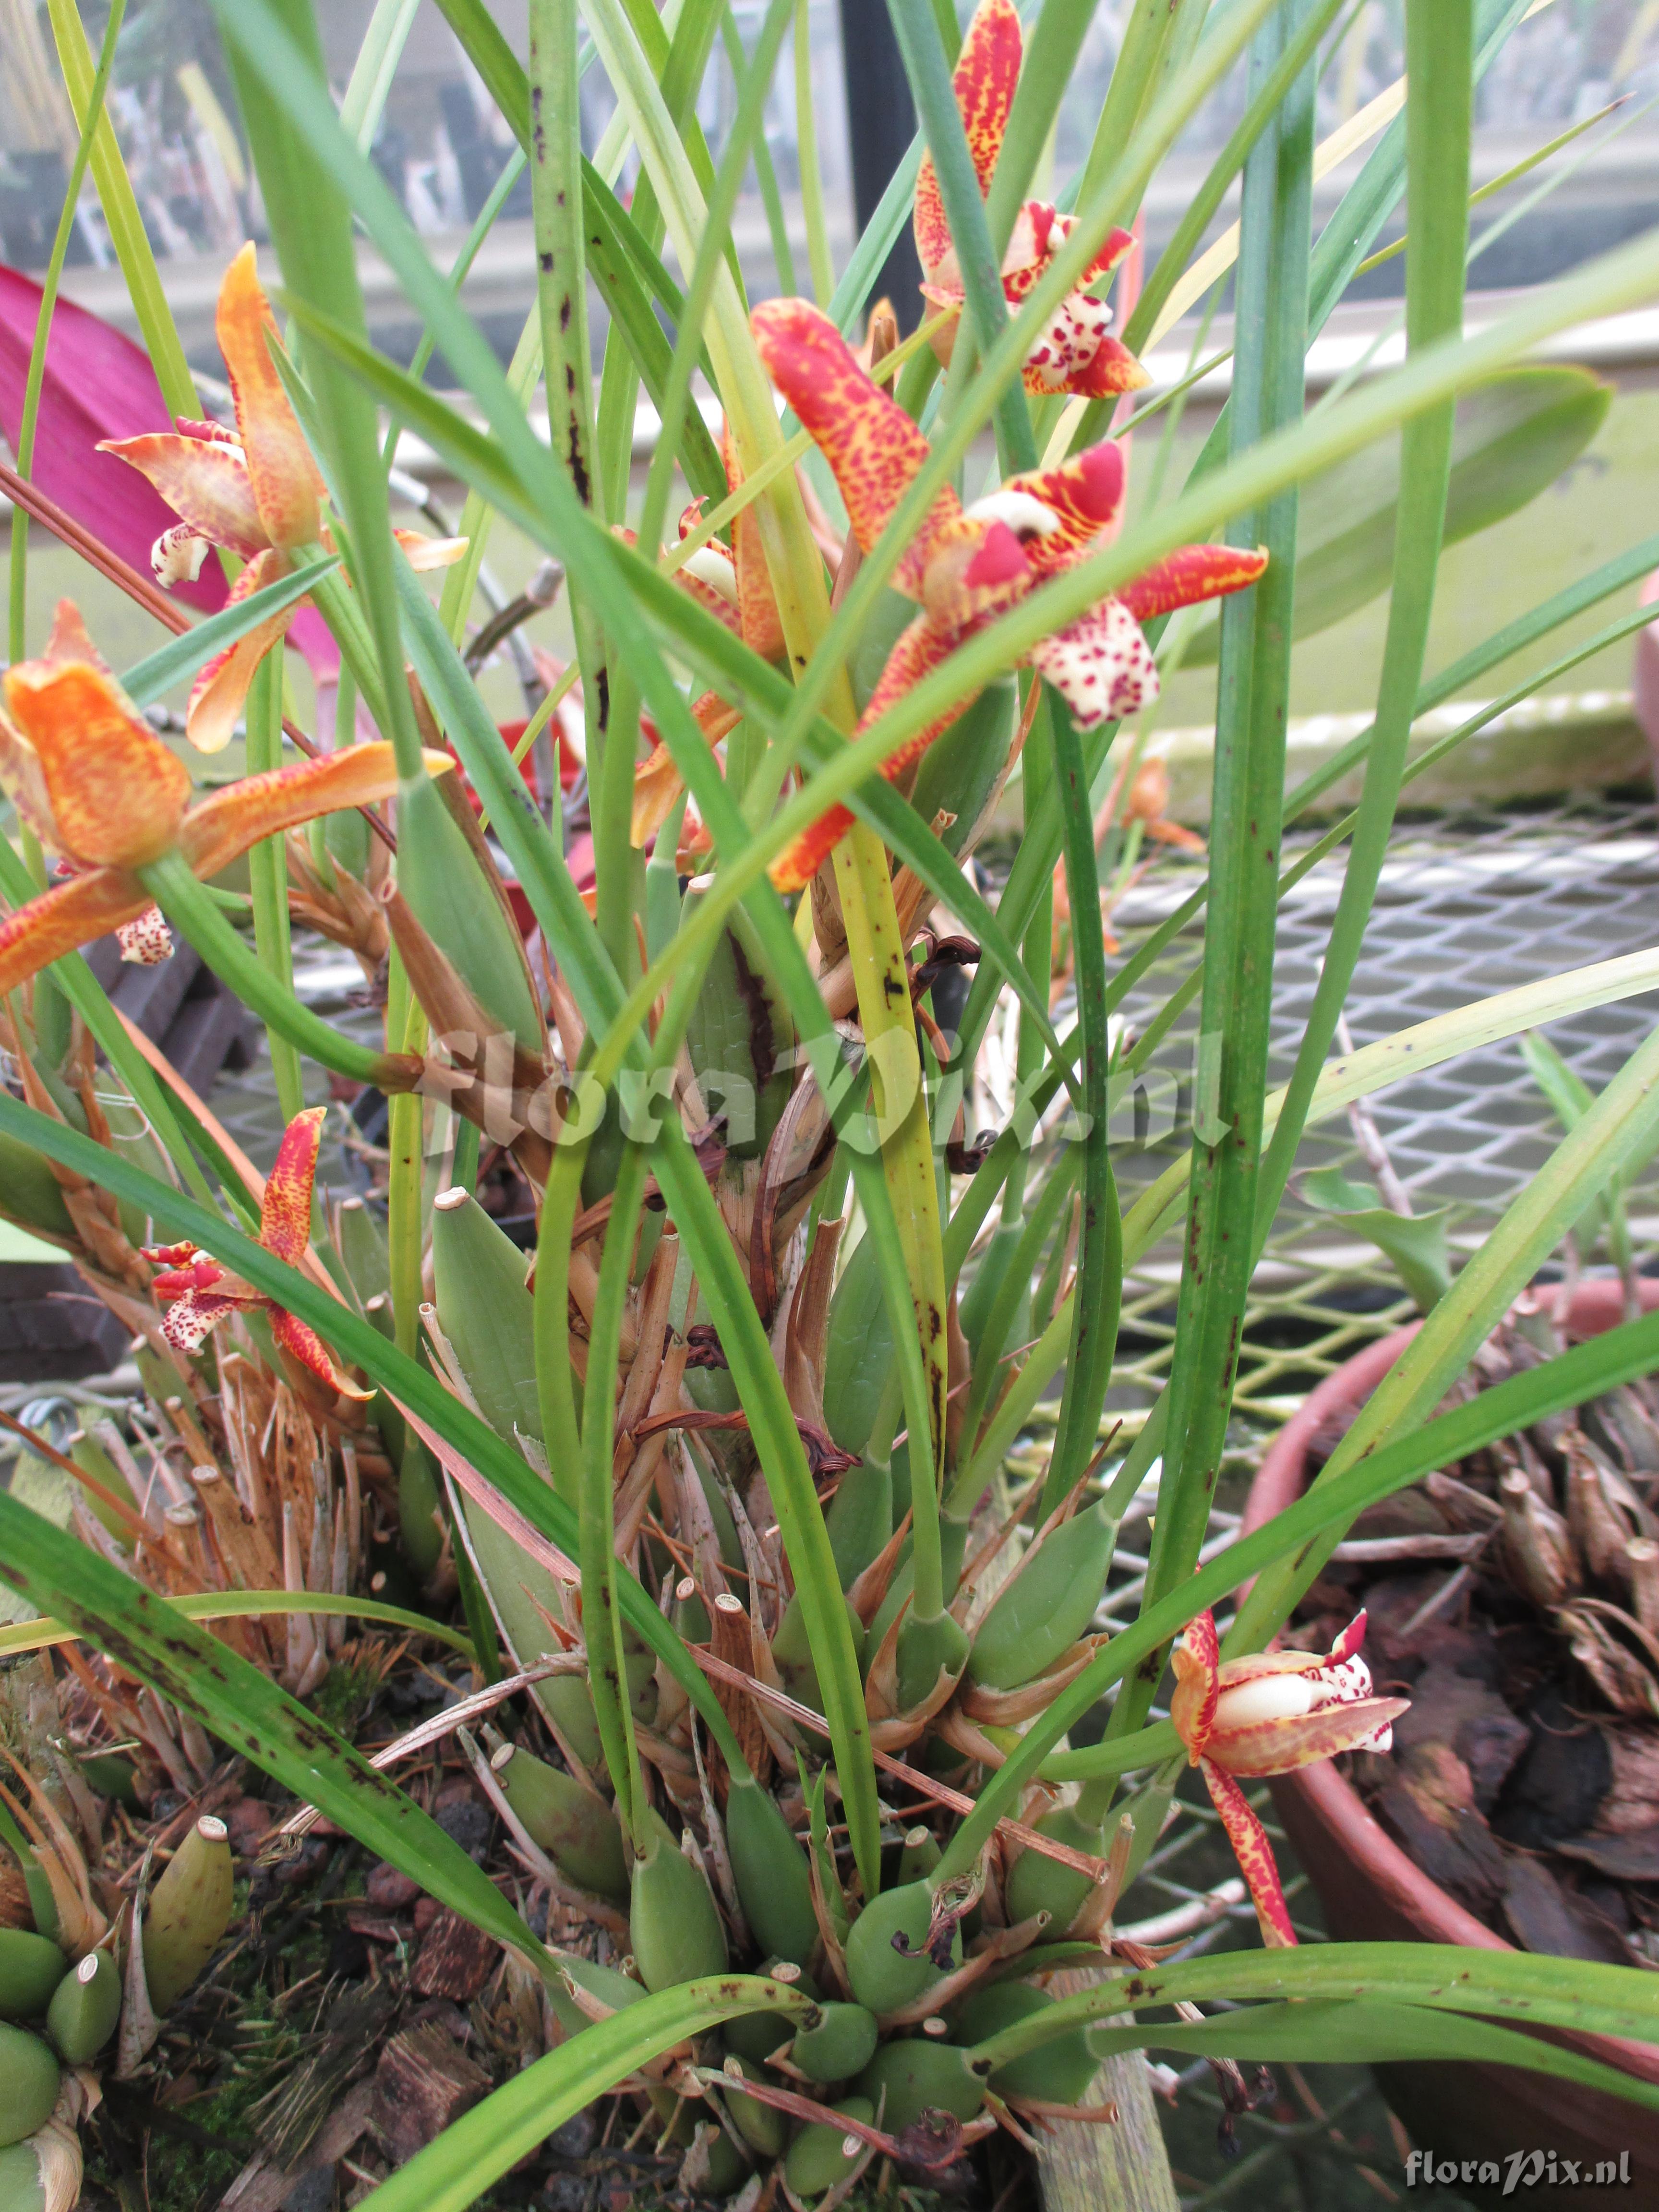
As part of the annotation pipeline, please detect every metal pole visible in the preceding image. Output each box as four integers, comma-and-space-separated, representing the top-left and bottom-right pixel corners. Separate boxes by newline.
836, 0, 925, 328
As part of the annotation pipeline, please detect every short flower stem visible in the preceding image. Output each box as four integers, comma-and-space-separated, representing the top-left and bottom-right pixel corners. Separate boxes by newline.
245, 654, 306, 1122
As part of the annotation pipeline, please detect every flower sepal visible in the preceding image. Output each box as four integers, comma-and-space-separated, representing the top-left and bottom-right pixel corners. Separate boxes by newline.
144, 1107, 372, 1411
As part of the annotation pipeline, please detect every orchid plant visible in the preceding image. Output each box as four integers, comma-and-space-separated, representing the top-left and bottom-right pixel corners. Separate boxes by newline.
3, 0, 1659, 2206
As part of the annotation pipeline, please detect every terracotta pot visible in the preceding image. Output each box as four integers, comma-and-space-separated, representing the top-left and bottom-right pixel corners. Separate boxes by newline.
1240, 1279, 1659, 2211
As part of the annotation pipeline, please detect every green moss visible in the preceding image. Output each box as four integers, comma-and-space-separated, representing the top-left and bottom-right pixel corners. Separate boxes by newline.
309, 1651, 389, 1738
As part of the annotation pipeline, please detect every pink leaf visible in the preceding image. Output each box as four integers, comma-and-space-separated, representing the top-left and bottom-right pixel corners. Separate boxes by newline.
0, 264, 225, 614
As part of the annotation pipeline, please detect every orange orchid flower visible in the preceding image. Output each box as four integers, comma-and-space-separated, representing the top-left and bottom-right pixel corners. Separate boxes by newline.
144, 1107, 368, 1402
0, 599, 451, 998
99, 244, 464, 753
630, 435, 788, 850
1171, 1610, 1408, 1948
750, 297, 1268, 890
916, 0, 1147, 400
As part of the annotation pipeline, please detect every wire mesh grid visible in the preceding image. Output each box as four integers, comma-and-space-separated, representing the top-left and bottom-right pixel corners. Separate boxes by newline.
1023, 786, 1659, 1438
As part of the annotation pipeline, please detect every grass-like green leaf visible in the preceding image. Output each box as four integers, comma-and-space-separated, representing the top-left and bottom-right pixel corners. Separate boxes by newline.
0, 1590, 476, 1662
0, 842, 216, 1206
1132, 0, 1318, 1682
1063, 2002, 1657, 2102
1037, 691, 1120, 1517
0, 1487, 532, 1958
974, 1944, 1659, 2058
119, 556, 340, 708
361, 1975, 813, 2212
42, 0, 200, 420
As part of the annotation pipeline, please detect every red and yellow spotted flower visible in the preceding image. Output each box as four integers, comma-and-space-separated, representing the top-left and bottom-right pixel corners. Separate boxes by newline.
750, 297, 1267, 890
99, 245, 463, 753
0, 599, 450, 998
915, 0, 1146, 399
144, 1107, 368, 1402
1171, 1610, 1408, 1947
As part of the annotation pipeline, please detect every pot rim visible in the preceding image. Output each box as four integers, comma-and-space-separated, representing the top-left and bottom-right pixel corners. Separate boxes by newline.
1239, 1274, 1659, 2087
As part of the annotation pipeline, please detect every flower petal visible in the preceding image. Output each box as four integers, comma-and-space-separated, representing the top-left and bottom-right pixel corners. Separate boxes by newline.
1116, 544, 1270, 625
178, 742, 447, 882
147, 1252, 227, 1299
0, 266, 229, 615
914, 0, 1022, 276
1170, 1608, 1221, 1765
1200, 1759, 1297, 1948
1216, 1647, 1342, 1687
919, 512, 1033, 633
1002, 210, 1134, 298
260, 1106, 326, 1267
269, 1305, 374, 1402
217, 243, 326, 552
1056, 332, 1153, 401
675, 554, 745, 637
1211, 1695, 1411, 1778
1000, 441, 1125, 574
394, 529, 469, 571
184, 548, 301, 755
141, 1240, 202, 1269
116, 906, 174, 965
722, 425, 788, 662
750, 298, 958, 595
1329, 1609, 1369, 1665
152, 525, 212, 588
631, 692, 740, 849
769, 615, 960, 892
2, 608, 193, 866
631, 743, 686, 850
0, 869, 152, 998
1019, 296, 1149, 399
1027, 599, 1158, 728
96, 432, 267, 559
156, 1282, 241, 1356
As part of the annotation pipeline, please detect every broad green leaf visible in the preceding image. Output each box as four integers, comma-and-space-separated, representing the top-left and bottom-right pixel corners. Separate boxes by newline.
1183, 368, 1611, 662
